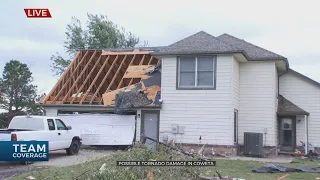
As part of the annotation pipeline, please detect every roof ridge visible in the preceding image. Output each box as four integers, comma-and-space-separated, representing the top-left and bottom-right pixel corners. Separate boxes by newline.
218, 33, 286, 59
168, 31, 237, 50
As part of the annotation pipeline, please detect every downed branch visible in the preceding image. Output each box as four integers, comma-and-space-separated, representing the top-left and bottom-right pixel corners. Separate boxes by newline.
141, 135, 211, 162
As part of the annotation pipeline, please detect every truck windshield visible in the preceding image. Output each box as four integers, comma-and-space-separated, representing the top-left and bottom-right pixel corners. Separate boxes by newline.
8, 117, 45, 130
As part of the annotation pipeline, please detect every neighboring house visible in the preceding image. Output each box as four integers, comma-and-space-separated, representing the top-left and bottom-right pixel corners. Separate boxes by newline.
41, 31, 319, 156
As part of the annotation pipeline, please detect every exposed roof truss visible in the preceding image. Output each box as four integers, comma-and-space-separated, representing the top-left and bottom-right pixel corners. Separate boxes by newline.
41, 50, 160, 105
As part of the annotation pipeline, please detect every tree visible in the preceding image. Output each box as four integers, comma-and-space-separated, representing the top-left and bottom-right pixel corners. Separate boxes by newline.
0, 60, 39, 121
51, 13, 141, 76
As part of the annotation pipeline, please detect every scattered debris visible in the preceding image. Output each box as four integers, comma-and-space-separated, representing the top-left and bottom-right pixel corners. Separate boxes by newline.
141, 135, 211, 161
113, 83, 153, 114
274, 174, 289, 180
99, 163, 106, 174
26, 176, 36, 180
147, 170, 154, 180
253, 164, 320, 173
198, 175, 246, 180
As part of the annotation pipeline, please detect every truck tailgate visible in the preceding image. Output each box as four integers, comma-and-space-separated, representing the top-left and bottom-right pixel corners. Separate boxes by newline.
0, 132, 11, 141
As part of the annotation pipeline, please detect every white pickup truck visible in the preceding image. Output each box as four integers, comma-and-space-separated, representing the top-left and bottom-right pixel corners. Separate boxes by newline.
0, 115, 82, 157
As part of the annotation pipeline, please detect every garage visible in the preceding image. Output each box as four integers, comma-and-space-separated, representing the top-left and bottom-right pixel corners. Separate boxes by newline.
58, 114, 136, 146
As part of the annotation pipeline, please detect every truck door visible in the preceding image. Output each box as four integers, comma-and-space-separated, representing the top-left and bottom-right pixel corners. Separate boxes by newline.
55, 119, 72, 149
46, 119, 58, 150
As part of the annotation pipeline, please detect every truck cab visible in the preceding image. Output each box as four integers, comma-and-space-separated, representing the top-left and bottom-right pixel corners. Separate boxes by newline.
0, 115, 81, 155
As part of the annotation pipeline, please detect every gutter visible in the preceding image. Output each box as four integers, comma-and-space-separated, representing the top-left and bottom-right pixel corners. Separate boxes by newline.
38, 103, 162, 109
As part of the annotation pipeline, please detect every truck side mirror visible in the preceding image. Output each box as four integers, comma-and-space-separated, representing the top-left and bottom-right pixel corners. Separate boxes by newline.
67, 126, 72, 130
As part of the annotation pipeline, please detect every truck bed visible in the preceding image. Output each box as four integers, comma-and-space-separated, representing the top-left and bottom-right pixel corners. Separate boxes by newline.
0, 129, 34, 133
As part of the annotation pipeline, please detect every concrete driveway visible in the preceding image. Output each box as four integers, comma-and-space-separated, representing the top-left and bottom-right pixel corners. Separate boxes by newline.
0, 148, 116, 180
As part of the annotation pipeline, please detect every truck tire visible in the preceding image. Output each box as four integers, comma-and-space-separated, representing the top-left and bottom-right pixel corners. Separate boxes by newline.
20, 161, 33, 165
66, 139, 80, 155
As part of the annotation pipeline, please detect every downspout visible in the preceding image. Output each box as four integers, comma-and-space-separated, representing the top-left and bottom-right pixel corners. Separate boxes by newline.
305, 115, 309, 154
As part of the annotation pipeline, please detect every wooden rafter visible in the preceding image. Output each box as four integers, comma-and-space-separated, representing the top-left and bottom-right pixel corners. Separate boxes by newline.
52, 51, 90, 103
106, 55, 128, 92
89, 55, 119, 104
80, 55, 111, 104
148, 56, 153, 65
117, 54, 136, 89
42, 52, 80, 103
62, 51, 98, 103
139, 55, 145, 65
70, 53, 102, 104
101, 51, 150, 55
43, 50, 161, 105
98, 55, 128, 104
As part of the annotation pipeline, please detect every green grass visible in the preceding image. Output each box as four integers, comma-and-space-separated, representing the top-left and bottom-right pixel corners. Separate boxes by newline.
10, 145, 320, 180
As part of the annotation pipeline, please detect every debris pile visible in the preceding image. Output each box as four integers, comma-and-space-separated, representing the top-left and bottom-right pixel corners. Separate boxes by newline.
253, 164, 320, 173
107, 62, 162, 114
114, 84, 153, 114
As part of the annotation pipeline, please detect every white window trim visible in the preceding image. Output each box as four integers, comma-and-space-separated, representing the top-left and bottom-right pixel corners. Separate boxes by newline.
177, 56, 216, 89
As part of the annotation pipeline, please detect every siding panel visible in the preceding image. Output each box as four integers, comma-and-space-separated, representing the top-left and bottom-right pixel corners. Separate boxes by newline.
239, 62, 277, 146
160, 55, 234, 145
280, 72, 320, 147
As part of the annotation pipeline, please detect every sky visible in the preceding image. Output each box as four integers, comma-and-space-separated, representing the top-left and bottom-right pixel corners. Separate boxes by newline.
0, 0, 319, 96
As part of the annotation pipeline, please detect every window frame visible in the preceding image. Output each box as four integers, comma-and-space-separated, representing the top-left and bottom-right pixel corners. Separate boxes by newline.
176, 55, 217, 90
55, 119, 67, 130
47, 119, 56, 131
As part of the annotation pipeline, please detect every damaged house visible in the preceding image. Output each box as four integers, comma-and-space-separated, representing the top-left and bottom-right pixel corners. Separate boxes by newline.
41, 31, 320, 156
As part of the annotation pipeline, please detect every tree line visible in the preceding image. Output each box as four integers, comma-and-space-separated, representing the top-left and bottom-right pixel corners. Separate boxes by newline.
0, 13, 142, 127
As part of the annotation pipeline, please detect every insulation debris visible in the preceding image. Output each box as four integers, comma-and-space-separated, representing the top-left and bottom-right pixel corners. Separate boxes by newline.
114, 83, 153, 114
103, 61, 162, 114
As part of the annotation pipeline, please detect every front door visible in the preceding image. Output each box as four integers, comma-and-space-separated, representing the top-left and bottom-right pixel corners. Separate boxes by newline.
142, 111, 159, 151
279, 117, 296, 152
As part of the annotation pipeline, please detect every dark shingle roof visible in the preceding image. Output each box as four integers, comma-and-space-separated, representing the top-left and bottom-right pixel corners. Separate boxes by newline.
216, 33, 286, 61
277, 95, 309, 115
152, 31, 245, 56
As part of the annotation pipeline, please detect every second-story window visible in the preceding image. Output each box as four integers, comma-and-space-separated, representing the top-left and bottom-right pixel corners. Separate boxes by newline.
177, 55, 216, 89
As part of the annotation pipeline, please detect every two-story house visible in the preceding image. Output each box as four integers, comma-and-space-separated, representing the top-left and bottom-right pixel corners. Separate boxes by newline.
41, 31, 320, 156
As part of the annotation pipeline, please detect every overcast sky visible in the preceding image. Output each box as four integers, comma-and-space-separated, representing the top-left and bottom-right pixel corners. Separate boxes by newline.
0, 0, 320, 95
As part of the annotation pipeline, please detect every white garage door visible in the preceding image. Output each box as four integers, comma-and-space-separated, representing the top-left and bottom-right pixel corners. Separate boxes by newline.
58, 114, 136, 146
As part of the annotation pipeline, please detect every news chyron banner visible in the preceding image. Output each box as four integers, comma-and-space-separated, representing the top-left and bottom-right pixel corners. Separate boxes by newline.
0, 141, 49, 161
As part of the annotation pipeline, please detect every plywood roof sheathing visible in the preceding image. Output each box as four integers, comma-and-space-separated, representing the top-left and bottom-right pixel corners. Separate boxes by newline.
117, 54, 136, 89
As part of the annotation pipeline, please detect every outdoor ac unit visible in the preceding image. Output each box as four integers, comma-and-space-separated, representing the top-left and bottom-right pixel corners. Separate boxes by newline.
244, 132, 263, 157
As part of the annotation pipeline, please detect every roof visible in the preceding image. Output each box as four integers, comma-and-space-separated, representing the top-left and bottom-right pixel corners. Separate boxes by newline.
152, 31, 288, 64
41, 50, 161, 109
152, 31, 245, 56
277, 95, 309, 116
216, 33, 286, 61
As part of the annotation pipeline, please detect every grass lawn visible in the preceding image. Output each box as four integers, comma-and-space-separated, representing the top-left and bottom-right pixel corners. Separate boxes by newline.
10, 146, 320, 180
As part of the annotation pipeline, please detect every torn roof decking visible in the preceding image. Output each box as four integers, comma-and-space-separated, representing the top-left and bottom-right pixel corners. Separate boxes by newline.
41, 50, 160, 105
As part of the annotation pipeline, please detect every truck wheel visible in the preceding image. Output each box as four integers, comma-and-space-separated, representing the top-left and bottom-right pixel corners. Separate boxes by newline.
66, 139, 80, 155
20, 161, 33, 165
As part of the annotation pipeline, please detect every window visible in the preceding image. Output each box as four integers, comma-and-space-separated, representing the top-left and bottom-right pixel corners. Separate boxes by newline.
177, 56, 216, 89
55, 119, 67, 130
234, 110, 238, 144
47, 119, 55, 131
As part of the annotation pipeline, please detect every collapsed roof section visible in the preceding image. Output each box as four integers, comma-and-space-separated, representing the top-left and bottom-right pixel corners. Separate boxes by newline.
41, 49, 160, 107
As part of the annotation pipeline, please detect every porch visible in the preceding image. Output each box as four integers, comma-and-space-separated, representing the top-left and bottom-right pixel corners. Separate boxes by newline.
277, 95, 309, 154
